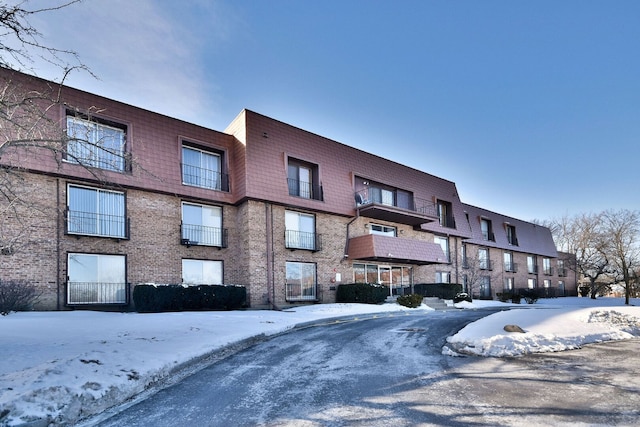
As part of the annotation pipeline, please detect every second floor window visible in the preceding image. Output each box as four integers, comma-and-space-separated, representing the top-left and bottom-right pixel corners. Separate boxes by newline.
434, 235, 450, 262
66, 116, 126, 172
503, 252, 516, 272
285, 210, 318, 250
369, 224, 396, 237
66, 185, 127, 239
181, 202, 223, 247
527, 255, 537, 274
543, 258, 553, 275
478, 247, 490, 270
557, 259, 566, 276
182, 145, 225, 191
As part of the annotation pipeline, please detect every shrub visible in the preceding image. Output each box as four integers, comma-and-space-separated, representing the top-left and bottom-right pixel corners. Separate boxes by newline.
0, 279, 41, 315
519, 289, 539, 304
133, 284, 247, 313
336, 283, 388, 304
397, 294, 424, 308
579, 286, 590, 297
511, 294, 522, 304
413, 283, 463, 299
496, 292, 512, 303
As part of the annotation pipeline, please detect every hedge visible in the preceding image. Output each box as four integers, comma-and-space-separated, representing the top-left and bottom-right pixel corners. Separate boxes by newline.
413, 283, 463, 299
336, 283, 388, 304
133, 284, 247, 313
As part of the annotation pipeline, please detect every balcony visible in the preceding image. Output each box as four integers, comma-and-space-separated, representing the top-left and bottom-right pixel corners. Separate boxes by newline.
479, 259, 493, 271
65, 210, 130, 239
286, 282, 317, 302
354, 189, 438, 227
528, 265, 538, 274
181, 223, 228, 248
67, 282, 128, 305
543, 267, 554, 276
285, 230, 322, 251
181, 163, 230, 192
348, 234, 448, 265
287, 178, 323, 201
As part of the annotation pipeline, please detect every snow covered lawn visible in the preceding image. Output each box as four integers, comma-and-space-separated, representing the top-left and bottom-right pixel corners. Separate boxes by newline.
1, 297, 639, 426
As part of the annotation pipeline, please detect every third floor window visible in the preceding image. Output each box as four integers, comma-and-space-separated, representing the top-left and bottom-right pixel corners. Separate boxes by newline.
287, 158, 322, 201
66, 115, 127, 172
182, 145, 228, 192
480, 218, 495, 241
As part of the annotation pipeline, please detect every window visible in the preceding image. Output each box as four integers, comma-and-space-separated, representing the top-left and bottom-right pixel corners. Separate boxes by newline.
288, 158, 321, 200
182, 145, 227, 191
66, 185, 127, 239
480, 218, 494, 241
67, 253, 126, 304
353, 263, 411, 287
435, 271, 451, 283
285, 210, 318, 250
543, 258, 553, 275
182, 259, 222, 285
557, 259, 567, 277
504, 277, 514, 291
437, 200, 455, 228
461, 243, 468, 268
527, 255, 537, 274
369, 224, 396, 237
558, 280, 565, 296
181, 202, 224, 247
478, 248, 491, 270
434, 235, 450, 262
543, 279, 551, 288
286, 262, 317, 301
66, 116, 126, 172
506, 224, 518, 246
527, 278, 537, 289
503, 252, 516, 272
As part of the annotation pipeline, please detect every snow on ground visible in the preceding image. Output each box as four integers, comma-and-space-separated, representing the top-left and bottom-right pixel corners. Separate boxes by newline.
1, 298, 639, 426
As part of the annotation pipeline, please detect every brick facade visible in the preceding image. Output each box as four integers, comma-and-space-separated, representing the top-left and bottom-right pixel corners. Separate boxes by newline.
0, 69, 577, 310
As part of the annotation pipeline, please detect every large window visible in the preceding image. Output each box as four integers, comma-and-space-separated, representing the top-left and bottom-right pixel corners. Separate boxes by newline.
286, 262, 317, 301
66, 116, 126, 172
480, 218, 494, 241
503, 252, 516, 272
478, 248, 491, 270
528, 278, 537, 289
437, 200, 455, 228
506, 224, 518, 246
181, 202, 224, 247
353, 263, 411, 288
288, 158, 321, 200
182, 259, 222, 285
182, 145, 226, 191
543, 258, 553, 275
285, 210, 318, 250
67, 253, 126, 304
527, 255, 538, 274
504, 277, 514, 291
435, 271, 451, 283
66, 185, 127, 239
434, 235, 450, 262
557, 259, 567, 277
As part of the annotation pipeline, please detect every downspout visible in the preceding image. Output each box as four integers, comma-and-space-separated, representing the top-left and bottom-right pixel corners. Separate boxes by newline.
56, 178, 61, 310
265, 203, 278, 310
453, 236, 459, 285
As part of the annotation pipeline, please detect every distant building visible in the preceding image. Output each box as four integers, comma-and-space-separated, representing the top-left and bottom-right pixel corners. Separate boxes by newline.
0, 68, 577, 310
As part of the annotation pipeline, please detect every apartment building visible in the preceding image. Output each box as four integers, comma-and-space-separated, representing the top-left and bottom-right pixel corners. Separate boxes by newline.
0, 69, 577, 310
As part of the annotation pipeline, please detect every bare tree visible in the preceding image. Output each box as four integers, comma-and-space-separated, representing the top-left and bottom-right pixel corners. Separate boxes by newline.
602, 209, 640, 305
461, 247, 502, 299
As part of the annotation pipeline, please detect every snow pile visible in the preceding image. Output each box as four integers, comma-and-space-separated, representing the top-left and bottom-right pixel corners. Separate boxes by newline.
444, 302, 640, 357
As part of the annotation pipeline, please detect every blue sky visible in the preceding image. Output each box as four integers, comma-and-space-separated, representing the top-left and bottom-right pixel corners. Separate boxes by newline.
27, 0, 640, 221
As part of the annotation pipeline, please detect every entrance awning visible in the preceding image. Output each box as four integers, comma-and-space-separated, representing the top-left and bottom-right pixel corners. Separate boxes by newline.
348, 234, 448, 265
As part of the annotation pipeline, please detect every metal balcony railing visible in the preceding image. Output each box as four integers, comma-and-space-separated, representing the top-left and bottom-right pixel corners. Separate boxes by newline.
543, 267, 554, 276
285, 282, 317, 301
67, 282, 128, 305
287, 178, 323, 201
65, 209, 129, 239
285, 230, 322, 251
504, 262, 518, 273
558, 267, 567, 277
181, 223, 227, 248
181, 163, 229, 192
479, 259, 492, 270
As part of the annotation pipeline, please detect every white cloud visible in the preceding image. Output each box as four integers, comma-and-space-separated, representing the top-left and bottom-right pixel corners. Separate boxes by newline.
27, 0, 232, 128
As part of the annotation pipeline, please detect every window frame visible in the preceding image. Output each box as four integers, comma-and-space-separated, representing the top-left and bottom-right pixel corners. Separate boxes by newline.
285, 210, 319, 251
285, 261, 317, 301
480, 218, 495, 241
66, 184, 128, 239
437, 200, 455, 228
435, 271, 451, 283
181, 259, 223, 285
369, 223, 397, 237
65, 114, 128, 172
506, 224, 518, 246
434, 235, 450, 262
287, 157, 322, 201
181, 143, 228, 192
478, 247, 491, 270
181, 202, 225, 247
67, 252, 127, 305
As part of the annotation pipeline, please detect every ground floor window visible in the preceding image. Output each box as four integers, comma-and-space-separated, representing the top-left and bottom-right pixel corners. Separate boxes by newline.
286, 262, 317, 301
182, 259, 222, 284
435, 271, 450, 283
504, 277, 514, 291
67, 253, 126, 304
528, 278, 537, 289
353, 263, 411, 296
